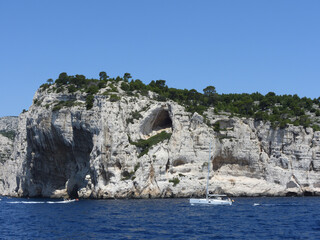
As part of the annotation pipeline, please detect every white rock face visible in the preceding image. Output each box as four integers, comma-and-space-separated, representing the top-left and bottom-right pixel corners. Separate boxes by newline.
0, 135, 13, 164
0, 116, 18, 132
0, 84, 320, 198
0, 117, 18, 188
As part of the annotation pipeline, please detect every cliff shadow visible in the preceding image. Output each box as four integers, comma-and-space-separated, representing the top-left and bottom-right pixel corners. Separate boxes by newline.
24, 123, 93, 198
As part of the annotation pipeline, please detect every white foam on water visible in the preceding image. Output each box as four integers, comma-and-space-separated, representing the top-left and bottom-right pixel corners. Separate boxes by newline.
8, 201, 45, 204
47, 200, 76, 204
7, 199, 76, 204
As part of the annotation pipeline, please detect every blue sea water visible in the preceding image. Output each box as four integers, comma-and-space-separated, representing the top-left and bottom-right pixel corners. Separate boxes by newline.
0, 197, 320, 239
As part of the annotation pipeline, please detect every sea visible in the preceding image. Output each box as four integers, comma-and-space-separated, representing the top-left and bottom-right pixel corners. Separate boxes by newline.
0, 196, 319, 239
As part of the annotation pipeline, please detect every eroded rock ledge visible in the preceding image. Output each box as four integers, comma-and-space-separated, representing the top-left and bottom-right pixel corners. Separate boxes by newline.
1, 84, 320, 198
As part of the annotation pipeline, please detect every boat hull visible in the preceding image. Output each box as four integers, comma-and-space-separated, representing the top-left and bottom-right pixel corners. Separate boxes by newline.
189, 198, 232, 205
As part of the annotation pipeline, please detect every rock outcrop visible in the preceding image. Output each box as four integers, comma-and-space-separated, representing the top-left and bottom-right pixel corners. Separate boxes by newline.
0, 116, 18, 166
0, 116, 18, 132
1, 83, 320, 198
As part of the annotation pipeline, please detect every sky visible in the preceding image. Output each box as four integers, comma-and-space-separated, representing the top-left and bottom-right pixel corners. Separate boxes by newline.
1, 0, 320, 117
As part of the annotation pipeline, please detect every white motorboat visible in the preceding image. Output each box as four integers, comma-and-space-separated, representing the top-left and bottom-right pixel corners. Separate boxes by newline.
189, 142, 233, 206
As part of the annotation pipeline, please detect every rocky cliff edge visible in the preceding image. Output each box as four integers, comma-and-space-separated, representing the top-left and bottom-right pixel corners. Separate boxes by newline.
1, 82, 320, 198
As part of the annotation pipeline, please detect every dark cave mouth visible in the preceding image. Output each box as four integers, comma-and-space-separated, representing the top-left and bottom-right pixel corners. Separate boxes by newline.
27, 124, 94, 198
151, 109, 172, 131
141, 108, 173, 136
68, 184, 79, 199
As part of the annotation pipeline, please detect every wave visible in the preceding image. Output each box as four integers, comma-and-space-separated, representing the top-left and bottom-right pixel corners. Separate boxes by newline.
7, 199, 77, 204
47, 200, 76, 204
8, 201, 45, 204
253, 203, 301, 207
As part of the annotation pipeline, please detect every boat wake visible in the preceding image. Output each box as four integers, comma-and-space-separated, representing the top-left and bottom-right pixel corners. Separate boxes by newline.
47, 200, 76, 204
253, 203, 301, 207
7, 199, 77, 204
8, 201, 45, 204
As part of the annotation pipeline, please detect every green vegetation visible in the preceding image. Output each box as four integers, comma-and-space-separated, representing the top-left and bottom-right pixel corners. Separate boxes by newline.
33, 99, 39, 105
0, 130, 16, 141
218, 134, 235, 141
109, 94, 121, 102
67, 85, 77, 93
134, 163, 140, 172
99, 71, 109, 80
124, 79, 319, 130
121, 163, 140, 180
123, 72, 132, 82
86, 95, 94, 110
86, 85, 99, 95
126, 111, 143, 124
213, 122, 220, 132
52, 100, 81, 111
40, 71, 320, 130
40, 83, 51, 91
312, 125, 320, 131
121, 170, 135, 180
169, 177, 180, 186
130, 131, 172, 157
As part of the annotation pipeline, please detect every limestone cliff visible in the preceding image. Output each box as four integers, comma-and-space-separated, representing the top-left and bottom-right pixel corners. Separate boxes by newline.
0, 116, 18, 166
1, 83, 320, 198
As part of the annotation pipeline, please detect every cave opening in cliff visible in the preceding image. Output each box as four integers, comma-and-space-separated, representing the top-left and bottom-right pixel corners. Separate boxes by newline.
303, 191, 314, 196
151, 109, 172, 131
27, 124, 94, 197
141, 108, 173, 136
69, 184, 79, 199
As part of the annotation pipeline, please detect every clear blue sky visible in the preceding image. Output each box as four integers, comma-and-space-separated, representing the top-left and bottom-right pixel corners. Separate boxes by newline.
1, 0, 319, 117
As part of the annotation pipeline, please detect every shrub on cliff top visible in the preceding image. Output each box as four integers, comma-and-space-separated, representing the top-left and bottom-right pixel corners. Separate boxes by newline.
40, 72, 320, 130
40, 83, 50, 91
67, 85, 77, 93
86, 85, 99, 95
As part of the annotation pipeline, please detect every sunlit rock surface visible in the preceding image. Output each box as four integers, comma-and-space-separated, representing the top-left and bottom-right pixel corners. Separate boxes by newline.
0, 84, 320, 198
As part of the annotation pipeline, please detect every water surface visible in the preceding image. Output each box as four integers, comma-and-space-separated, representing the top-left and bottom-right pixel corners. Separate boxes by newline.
1, 197, 319, 239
